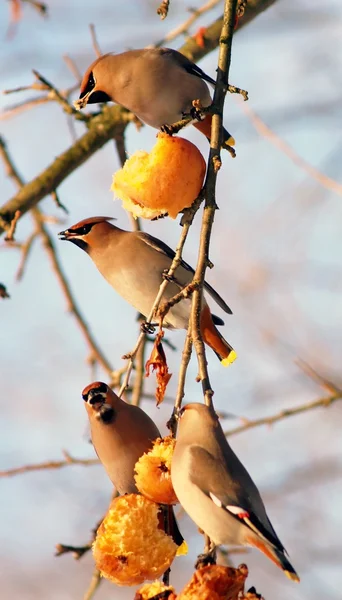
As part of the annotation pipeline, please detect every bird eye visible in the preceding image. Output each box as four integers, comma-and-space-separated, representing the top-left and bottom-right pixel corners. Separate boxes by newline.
87, 72, 95, 91
68, 224, 92, 236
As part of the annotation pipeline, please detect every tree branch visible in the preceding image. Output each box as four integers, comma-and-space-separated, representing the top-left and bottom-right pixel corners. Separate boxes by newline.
0, 106, 131, 233
0, 137, 115, 377
190, 0, 237, 408
0, 452, 99, 478
0, 0, 278, 236
226, 392, 342, 437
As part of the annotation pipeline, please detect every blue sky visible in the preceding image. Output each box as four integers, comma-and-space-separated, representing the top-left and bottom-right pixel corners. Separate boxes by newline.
1, 1, 342, 598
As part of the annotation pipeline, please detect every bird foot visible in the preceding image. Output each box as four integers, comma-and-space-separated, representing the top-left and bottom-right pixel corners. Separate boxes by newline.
162, 270, 175, 283
190, 105, 204, 122
140, 321, 156, 334
195, 548, 217, 570
160, 123, 173, 135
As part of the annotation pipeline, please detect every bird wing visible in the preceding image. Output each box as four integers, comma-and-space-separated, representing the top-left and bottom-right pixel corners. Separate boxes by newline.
188, 445, 283, 551
161, 48, 217, 88
137, 232, 232, 315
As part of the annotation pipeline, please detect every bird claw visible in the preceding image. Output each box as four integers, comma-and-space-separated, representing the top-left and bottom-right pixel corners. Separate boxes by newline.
195, 548, 217, 569
162, 270, 175, 283
160, 123, 173, 135
190, 105, 204, 122
140, 321, 156, 334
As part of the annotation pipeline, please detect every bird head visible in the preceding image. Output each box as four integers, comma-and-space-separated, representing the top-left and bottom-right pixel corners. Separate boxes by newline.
82, 381, 115, 424
74, 54, 114, 109
58, 216, 115, 253
177, 403, 218, 436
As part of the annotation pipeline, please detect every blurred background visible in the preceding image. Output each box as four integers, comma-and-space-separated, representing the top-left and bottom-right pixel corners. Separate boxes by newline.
1, 0, 342, 598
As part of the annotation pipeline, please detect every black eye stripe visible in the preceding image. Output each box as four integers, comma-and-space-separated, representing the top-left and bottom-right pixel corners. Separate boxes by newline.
82, 382, 108, 401
68, 224, 92, 236
88, 73, 95, 89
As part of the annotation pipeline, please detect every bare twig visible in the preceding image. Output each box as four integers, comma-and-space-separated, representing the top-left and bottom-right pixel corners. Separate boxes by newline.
3, 390, 341, 479
83, 568, 102, 600
0, 136, 115, 377
225, 392, 342, 438
167, 329, 193, 435
15, 231, 37, 280
0, 2, 277, 236
118, 221, 192, 396
239, 101, 342, 197
296, 358, 341, 396
190, 0, 238, 408
56, 516, 102, 560
0, 453, 99, 477
0, 105, 131, 233
63, 54, 83, 84
89, 24, 102, 58
22, 0, 47, 16
32, 69, 89, 121
4, 209, 21, 241
130, 337, 146, 406
154, 0, 221, 46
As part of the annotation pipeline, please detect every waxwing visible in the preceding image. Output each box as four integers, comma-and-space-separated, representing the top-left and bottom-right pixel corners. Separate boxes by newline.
58, 217, 236, 366
82, 381, 183, 546
171, 403, 299, 581
74, 47, 235, 150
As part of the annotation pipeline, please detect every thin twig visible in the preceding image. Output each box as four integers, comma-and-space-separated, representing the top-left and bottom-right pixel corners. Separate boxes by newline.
296, 357, 342, 396
130, 337, 146, 406
118, 222, 192, 396
63, 54, 83, 84
15, 231, 37, 280
0, 454, 99, 477
32, 70, 89, 121
0, 1, 274, 236
168, 329, 193, 435
225, 392, 342, 438
83, 568, 102, 600
154, 0, 221, 46
190, 0, 238, 408
89, 24, 102, 58
239, 100, 342, 197
4, 209, 21, 241
22, 0, 47, 15
3, 392, 341, 478
0, 136, 115, 377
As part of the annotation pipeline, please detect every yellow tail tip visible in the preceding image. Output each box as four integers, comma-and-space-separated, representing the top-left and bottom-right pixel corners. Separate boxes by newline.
227, 136, 235, 147
221, 350, 237, 367
176, 540, 188, 556
284, 570, 300, 583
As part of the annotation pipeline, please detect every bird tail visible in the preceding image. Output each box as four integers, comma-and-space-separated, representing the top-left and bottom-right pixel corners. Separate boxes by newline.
159, 505, 187, 554
200, 304, 237, 366
193, 114, 235, 148
246, 534, 300, 582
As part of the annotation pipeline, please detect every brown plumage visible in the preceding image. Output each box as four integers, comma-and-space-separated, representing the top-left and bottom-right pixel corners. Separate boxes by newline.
58, 217, 236, 365
171, 403, 300, 581
82, 381, 183, 546
74, 48, 234, 148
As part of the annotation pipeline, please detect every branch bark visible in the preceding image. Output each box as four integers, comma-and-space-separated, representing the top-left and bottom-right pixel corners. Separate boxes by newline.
0, 0, 278, 236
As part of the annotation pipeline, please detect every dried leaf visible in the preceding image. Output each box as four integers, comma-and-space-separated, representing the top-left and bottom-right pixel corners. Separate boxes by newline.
145, 331, 172, 406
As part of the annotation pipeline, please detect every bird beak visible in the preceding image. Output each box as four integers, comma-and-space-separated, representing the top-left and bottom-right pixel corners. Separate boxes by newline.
58, 229, 75, 241
175, 406, 186, 420
73, 93, 91, 111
